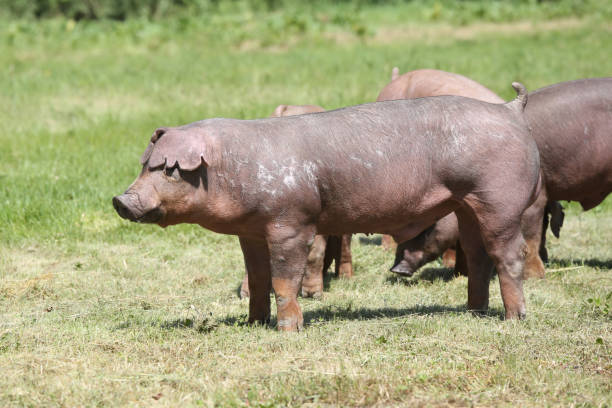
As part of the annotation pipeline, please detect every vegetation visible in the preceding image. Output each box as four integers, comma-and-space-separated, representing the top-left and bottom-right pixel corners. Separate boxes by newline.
0, 1, 610, 406
1, 0, 610, 21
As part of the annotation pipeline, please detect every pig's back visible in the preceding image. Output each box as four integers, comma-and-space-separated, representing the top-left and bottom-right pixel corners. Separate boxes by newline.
526, 78, 612, 206
377, 69, 504, 104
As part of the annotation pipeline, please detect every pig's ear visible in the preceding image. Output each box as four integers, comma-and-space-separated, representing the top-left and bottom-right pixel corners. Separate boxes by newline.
146, 128, 214, 171
172, 133, 213, 171
272, 105, 288, 117
140, 127, 168, 166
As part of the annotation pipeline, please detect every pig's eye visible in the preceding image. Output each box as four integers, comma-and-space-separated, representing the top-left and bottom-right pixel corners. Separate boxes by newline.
164, 166, 181, 181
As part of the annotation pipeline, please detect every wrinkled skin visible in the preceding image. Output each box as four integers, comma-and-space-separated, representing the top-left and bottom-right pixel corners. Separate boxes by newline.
114, 85, 539, 330
239, 104, 353, 300
376, 68, 505, 250
394, 78, 612, 278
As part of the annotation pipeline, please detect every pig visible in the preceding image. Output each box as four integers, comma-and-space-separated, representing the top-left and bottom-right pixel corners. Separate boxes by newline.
113, 83, 539, 330
239, 104, 353, 300
392, 78, 612, 278
376, 68, 505, 250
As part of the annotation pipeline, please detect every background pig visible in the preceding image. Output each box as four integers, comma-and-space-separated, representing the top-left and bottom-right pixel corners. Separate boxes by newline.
376, 68, 505, 250
113, 85, 539, 330
239, 104, 353, 300
392, 78, 612, 278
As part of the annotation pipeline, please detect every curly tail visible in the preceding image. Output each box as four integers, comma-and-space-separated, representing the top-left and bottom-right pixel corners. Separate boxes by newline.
507, 82, 528, 112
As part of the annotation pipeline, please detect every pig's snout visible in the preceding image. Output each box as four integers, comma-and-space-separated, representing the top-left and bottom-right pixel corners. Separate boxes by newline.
113, 194, 163, 224
390, 243, 424, 277
113, 195, 137, 221
390, 259, 415, 276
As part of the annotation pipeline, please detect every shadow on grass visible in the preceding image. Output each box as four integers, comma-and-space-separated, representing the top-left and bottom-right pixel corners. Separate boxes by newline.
235, 270, 338, 298
418, 267, 459, 282
115, 303, 504, 333
548, 257, 612, 270
303, 304, 505, 324
115, 317, 219, 333
358, 235, 383, 246
215, 303, 504, 328
383, 267, 457, 286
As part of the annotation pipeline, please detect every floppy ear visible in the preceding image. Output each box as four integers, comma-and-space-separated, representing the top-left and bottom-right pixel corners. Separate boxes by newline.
140, 127, 168, 165
143, 127, 213, 171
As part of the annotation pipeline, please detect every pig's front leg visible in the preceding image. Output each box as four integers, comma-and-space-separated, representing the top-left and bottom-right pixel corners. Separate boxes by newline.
267, 224, 317, 331
239, 237, 272, 325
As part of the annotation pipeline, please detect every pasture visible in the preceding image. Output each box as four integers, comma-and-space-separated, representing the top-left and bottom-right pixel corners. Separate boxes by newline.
1, 1, 611, 406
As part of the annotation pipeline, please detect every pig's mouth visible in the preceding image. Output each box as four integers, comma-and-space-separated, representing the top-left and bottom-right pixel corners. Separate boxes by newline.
134, 207, 164, 224
113, 194, 164, 224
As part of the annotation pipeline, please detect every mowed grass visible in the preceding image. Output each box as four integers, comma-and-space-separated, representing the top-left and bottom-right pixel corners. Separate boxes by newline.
1, 4, 611, 406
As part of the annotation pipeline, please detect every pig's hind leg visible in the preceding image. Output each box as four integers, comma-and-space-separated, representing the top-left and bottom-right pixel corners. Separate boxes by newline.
455, 208, 494, 314
458, 200, 529, 320
519, 190, 548, 279
267, 224, 317, 331
301, 235, 327, 298
239, 237, 272, 325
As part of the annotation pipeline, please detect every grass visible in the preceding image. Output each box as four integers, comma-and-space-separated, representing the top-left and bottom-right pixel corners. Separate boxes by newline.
0, 2, 611, 406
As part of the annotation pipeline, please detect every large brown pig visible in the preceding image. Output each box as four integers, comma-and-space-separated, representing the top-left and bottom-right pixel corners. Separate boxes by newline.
239, 104, 353, 300
392, 78, 612, 278
376, 68, 505, 250
113, 84, 539, 330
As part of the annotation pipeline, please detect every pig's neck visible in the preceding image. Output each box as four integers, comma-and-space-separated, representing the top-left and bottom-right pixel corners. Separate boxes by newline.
193, 166, 263, 236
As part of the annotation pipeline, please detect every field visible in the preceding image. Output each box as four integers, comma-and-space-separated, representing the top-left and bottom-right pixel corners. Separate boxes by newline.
1, 1, 611, 406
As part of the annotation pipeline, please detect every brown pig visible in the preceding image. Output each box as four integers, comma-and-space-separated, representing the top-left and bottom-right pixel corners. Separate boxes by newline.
392, 78, 612, 278
113, 83, 539, 330
239, 104, 353, 300
376, 68, 505, 250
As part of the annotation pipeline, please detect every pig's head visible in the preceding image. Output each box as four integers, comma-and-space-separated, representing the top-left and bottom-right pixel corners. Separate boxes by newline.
113, 126, 214, 228
390, 215, 459, 276
390, 229, 433, 276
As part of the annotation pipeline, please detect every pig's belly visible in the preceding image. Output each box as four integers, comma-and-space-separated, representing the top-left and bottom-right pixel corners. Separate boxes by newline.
315, 185, 455, 237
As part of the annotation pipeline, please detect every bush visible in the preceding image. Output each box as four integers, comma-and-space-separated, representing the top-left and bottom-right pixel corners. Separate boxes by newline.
0, 0, 607, 21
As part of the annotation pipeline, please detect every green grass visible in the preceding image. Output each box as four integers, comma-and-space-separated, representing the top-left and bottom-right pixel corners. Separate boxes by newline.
1, 3, 611, 406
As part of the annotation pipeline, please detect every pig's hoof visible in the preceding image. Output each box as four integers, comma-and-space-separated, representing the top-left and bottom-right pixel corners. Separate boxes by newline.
277, 317, 303, 332
301, 287, 323, 299
467, 301, 489, 317
247, 315, 270, 326
390, 261, 414, 277
442, 249, 456, 268
505, 309, 527, 320
338, 263, 353, 278
238, 283, 250, 299
469, 309, 489, 318
523, 259, 546, 280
